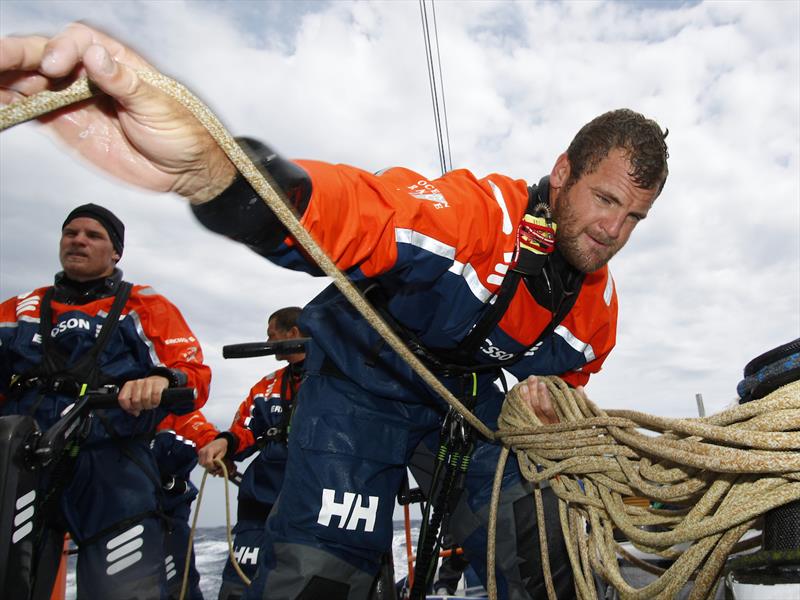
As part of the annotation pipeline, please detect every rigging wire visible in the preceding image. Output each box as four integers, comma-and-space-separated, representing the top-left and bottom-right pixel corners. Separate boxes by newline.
431, 1, 453, 173
419, 0, 453, 176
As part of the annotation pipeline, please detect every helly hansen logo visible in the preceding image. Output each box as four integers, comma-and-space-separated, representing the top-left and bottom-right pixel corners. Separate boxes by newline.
317, 488, 379, 532
12, 489, 36, 544
234, 545, 259, 565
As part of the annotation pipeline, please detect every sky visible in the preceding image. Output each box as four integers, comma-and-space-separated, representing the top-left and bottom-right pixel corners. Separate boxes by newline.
1, 0, 798, 528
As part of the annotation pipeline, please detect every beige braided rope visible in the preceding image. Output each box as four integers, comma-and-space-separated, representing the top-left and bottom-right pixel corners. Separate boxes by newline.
491, 377, 800, 600
0, 72, 495, 441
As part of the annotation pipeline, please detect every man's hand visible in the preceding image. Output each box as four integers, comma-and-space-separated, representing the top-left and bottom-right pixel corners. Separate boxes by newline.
198, 438, 230, 476
118, 374, 169, 416
0, 22, 236, 203
514, 375, 559, 425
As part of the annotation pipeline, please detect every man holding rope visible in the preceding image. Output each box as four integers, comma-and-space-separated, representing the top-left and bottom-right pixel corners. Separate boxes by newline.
198, 307, 306, 600
0, 23, 668, 600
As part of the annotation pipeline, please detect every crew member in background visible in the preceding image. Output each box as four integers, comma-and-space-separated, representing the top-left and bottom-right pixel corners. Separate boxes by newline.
198, 307, 305, 600
154, 409, 220, 599
0, 203, 211, 599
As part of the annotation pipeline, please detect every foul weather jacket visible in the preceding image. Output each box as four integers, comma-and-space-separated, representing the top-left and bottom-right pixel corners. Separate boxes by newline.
0, 269, 211, 600
0, 270, 211, 437
226, 363, 302, 509
197, 159, 617, 392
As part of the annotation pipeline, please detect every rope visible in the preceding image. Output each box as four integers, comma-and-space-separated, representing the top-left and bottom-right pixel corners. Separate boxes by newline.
4, 73, 800, 600
180, 458, 249, 600
488, 377, 800, 600
0, 73, 494, 442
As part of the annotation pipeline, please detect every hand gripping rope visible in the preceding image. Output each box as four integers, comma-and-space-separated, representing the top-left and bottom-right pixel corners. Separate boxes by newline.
4, 74, 800, 600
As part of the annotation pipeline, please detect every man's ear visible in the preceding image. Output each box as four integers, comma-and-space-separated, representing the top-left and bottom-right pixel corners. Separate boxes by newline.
290, 326, 301, 338
112, 252, 121, 263
550, 152, 571, 190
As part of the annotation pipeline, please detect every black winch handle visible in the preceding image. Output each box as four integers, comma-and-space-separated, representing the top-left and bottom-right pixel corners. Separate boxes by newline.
84, 386, 196, 410
35, 387, 196, 464
222, 338, 310, 359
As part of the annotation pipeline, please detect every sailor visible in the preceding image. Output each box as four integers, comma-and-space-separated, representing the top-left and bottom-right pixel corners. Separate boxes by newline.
0, 25, 669, 599
198, 307, 305, 600
0, 202, 212, 599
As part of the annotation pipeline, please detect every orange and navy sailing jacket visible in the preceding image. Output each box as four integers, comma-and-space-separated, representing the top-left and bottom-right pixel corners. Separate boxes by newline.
0, 275, 211, 440
224, 364, 301, 506
195, 156, 618, 396
157, 410, 219, 453
154, 410, 219, 486
227, 365, 300, 454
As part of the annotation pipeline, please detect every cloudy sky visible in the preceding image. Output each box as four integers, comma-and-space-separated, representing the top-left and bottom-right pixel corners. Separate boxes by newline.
1, 1, 798, 527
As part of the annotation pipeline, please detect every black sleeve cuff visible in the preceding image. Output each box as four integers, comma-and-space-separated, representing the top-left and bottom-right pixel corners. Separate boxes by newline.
149, 367, 187, 388
191, 137, 312, 257
215, 431, 239, 458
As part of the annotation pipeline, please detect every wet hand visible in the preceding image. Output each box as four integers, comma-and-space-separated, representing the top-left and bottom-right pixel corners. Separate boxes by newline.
198, 438, 229, 476
515, 375, 559, 425
118, 375, 169, 416
0, 22, 236, 203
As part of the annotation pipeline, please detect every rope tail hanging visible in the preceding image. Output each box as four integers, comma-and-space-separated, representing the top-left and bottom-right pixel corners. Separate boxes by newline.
179, 459, 249, 600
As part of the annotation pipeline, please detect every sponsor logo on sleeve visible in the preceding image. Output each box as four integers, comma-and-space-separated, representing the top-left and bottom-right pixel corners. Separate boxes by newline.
165, 336, 196, 345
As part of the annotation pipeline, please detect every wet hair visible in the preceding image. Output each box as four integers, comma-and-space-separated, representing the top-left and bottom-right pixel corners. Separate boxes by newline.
565, 109, 669, 195
269, 306, 302, 332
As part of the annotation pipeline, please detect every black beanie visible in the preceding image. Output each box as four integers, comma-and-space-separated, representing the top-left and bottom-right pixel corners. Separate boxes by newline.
62, 203, 125, 258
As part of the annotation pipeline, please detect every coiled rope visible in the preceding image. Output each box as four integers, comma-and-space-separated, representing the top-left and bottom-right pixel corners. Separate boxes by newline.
3, 74, 799, 600
490, 376, 800, 600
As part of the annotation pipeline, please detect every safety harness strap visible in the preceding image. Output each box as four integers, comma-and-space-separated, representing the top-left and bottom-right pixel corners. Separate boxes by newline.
31, 281, 133, 391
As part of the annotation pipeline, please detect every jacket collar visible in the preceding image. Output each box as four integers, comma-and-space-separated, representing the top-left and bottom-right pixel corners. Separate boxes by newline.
53, 268, 124, 304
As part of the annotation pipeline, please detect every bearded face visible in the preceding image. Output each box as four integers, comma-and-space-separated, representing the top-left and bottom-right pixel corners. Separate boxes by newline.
552, 185, 627, 272
549, 149, 658, 273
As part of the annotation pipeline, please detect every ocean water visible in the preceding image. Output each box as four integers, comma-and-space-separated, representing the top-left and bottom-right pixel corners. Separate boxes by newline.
65, 523, 421, 599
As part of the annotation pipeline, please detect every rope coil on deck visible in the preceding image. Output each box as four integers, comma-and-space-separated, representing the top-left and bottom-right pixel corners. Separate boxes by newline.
490, 377, 800, 600
4, 75, 800, 600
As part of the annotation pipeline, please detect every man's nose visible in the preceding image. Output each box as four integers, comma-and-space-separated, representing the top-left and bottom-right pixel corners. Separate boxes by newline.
599, 213, 625, 239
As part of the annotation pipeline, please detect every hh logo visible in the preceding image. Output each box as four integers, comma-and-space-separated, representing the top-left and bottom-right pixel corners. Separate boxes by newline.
317, 488, 379, 532
234, 546, 259, 565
